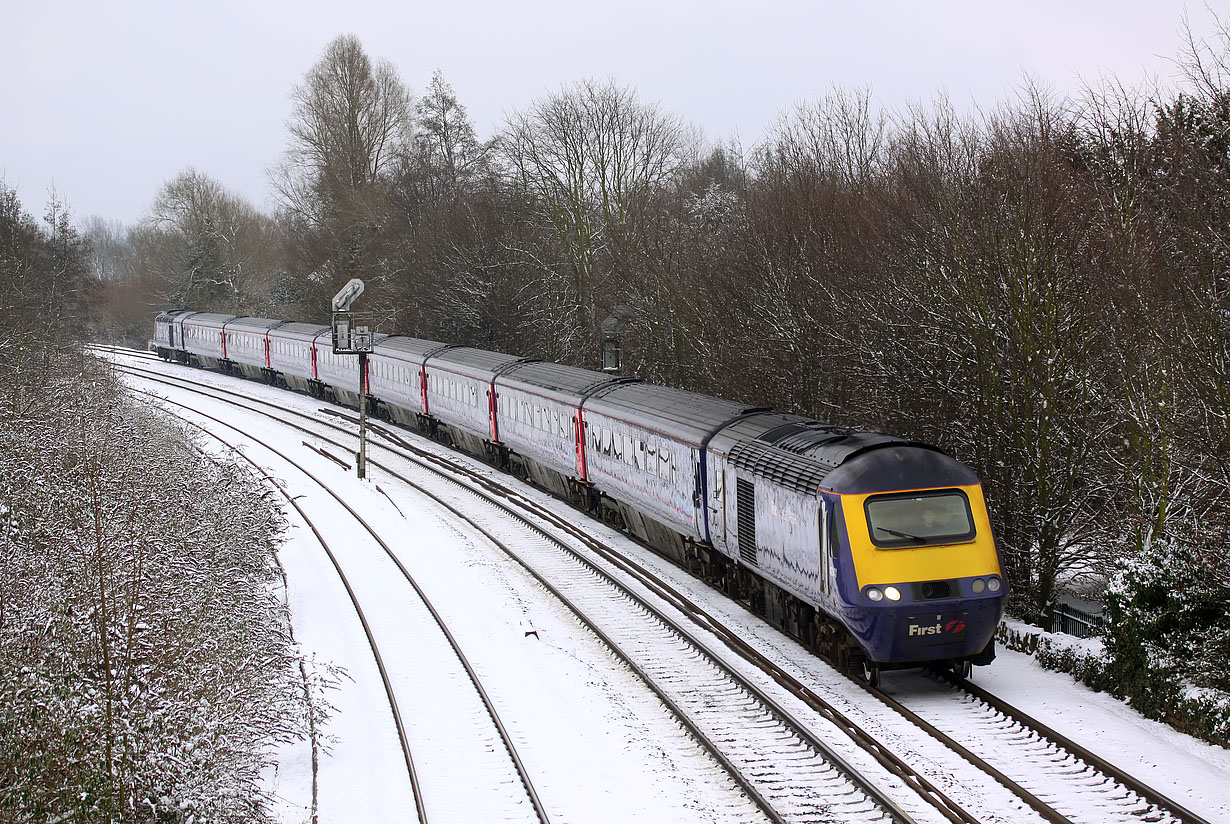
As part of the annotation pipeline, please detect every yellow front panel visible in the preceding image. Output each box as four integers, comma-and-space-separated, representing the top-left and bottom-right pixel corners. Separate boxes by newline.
844, 484, 1001, 587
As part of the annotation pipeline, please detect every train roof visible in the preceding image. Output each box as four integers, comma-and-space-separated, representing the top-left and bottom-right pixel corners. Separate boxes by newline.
497, 361, 627, 403
821, 441, 978, 493
179, 312, 236, 327
715, 414, 977, 495
373, 336, 453, 363
726, 440, 833, 495
427, 346, 534, 381
224, 317, 283, 333
585, 382, 766, 446
705, 411, 812, 455
269, 322, 330, 341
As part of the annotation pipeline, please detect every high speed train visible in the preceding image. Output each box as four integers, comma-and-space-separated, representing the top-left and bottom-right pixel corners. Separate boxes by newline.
154, 309, 1006, 682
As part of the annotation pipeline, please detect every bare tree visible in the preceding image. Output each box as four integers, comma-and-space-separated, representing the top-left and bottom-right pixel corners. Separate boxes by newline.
499, 78, 686, 362
762, 87, 887, 189
414, 69, 487, 197
272, 35, 414, 318
275, 35, 412, 217
142, 169, 281, 312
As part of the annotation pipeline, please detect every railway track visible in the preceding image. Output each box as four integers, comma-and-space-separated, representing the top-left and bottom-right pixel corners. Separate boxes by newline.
370, 428, 920, 824
101, 346, 1214, 824
125, 384, 550, 824
878, 670, 1208, 824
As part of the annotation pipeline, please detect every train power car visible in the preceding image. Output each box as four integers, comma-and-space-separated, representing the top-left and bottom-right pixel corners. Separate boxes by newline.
153, 310, 1006, 682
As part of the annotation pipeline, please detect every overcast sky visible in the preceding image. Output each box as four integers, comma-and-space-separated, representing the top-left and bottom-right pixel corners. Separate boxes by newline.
1, 1, 1221, 227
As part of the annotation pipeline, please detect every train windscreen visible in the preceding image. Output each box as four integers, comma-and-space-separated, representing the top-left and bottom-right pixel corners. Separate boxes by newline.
864, 490, 975, 547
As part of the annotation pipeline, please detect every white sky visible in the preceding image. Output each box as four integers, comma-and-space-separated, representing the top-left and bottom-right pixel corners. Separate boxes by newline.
1, 0, 1221, 227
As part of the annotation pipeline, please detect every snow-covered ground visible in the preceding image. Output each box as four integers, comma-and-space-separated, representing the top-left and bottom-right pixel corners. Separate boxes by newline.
972, 640, 1230, 822
115, 353, 1230, 824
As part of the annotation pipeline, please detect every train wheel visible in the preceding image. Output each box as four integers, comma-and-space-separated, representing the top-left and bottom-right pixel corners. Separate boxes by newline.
952, 659, 972, 680
863, 661, 881, 688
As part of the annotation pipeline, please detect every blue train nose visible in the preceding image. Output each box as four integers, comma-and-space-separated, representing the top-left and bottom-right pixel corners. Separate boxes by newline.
857, 597, 1004, 663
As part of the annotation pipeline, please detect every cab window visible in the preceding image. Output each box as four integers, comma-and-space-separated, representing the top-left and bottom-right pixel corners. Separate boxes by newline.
864, 490, 975, 548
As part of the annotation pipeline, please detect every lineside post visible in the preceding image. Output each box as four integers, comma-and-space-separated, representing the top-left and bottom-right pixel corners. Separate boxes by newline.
331, 278, 371, 480
358, 351, 368, 478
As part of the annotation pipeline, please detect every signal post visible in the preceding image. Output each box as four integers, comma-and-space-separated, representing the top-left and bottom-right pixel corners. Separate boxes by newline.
331, 279, 372, 479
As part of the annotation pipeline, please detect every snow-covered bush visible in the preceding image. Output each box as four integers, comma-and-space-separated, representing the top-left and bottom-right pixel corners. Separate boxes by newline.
1000, 520, 1230, 746
0, 350, 323, 821
998, 614, 1230, 746
1033, 637, 1114, 694
1102, 532, 1230, 732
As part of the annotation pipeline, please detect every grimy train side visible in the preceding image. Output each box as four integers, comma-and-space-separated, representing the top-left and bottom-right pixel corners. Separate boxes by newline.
154, 310, 1006, 682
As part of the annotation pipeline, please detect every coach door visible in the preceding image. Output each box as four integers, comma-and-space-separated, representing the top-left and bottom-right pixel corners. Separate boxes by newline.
819, 499, 831, 596
573, 410, 588, 481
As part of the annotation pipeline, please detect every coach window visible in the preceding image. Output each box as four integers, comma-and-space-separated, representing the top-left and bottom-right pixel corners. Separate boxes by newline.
658, 449, 670, 480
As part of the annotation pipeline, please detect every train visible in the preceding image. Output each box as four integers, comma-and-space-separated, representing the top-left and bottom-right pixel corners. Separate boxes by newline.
153, 309, 1006, 683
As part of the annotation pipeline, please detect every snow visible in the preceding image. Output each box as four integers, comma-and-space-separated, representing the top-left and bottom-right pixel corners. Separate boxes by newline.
114, 352, 1230, 824
973, 645, 1230, 822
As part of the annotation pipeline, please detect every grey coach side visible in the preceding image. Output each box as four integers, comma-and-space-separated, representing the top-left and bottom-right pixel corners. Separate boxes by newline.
581, 383, 763, 540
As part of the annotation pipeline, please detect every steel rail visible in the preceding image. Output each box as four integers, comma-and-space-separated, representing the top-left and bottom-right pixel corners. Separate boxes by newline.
936, 671, 1210, 824
129, 394, 430, 824
127, 385, 550, 824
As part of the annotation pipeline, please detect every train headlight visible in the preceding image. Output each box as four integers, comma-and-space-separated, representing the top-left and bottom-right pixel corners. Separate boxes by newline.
971, 578, 986, 594
866, 588, 884, 602
884, 586, 902, 601
987, 576, 1002, 592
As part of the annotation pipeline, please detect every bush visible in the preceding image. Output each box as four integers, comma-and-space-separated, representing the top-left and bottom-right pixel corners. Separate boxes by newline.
0, 352, 322, 822
997, 542, 1230, 749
